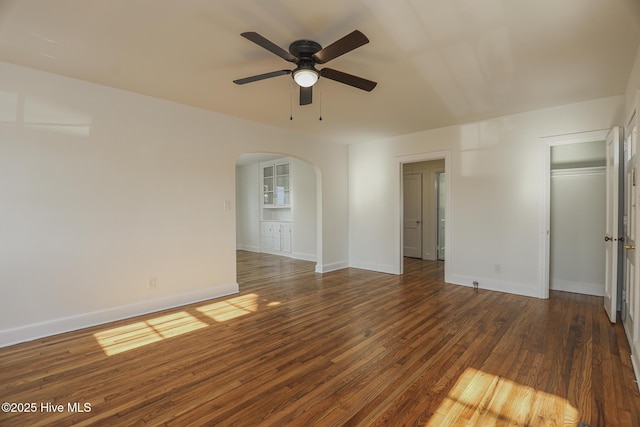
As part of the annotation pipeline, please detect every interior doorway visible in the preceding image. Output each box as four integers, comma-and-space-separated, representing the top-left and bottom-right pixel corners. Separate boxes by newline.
543, 130, 610, 300
402, 160, 445, 261
398, 151, 450, 283
235, 153, 321, 283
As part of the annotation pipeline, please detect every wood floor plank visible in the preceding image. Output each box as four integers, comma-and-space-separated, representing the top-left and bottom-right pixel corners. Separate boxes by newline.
1, 251, 639, 426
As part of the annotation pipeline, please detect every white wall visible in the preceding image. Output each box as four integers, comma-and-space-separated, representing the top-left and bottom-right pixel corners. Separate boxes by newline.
236, 164, 260, 252
349, 96, 623, 297
625, 45, 640, 120
0, 61, 348, 346
291, 158, 317, 261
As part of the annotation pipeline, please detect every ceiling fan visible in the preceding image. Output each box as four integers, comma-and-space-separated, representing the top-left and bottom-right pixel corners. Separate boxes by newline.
233, 30, 377, 106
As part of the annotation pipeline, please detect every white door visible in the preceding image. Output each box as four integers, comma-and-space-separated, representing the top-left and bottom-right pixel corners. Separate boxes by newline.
605, 127, 621, 323
403, 173, 423, 258
262, 222, 276, 251
624, 121, 637, 328
281, 223, 292, 253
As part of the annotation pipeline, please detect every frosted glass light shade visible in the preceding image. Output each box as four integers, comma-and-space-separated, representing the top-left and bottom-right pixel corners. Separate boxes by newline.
293, 69, 319, 87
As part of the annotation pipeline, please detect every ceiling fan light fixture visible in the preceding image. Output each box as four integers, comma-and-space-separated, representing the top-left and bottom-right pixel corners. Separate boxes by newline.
234, 30, 376, 106
293, 68, 319, 87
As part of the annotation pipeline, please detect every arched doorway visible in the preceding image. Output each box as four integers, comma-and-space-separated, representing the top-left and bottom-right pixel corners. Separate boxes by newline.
235, 153, 321, 284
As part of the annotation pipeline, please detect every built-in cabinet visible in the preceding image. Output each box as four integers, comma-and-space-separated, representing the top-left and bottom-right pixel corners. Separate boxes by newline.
261, 222, 292, 253
261, 160, 293, 255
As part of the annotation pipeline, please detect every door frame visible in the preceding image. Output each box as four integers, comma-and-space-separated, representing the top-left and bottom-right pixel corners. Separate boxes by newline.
396, 150, 451, 281
541, 129, 611, 299
436, 171, 446, 261
623, 108, 637, 334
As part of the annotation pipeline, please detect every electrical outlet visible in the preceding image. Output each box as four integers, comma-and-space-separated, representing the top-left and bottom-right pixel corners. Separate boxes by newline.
473, 281, 479, 289
148, 277, 158, 290
494, 264, 502, 273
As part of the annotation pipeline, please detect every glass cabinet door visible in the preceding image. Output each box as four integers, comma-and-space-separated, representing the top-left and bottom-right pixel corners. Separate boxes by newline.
263, 165, 274, 206
262, 162, 291, 208
276, 163, 289, 176
276, 175, 290, 205
275, 163, 290, 206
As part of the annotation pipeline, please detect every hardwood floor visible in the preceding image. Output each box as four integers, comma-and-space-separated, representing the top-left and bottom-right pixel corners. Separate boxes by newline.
1, 251, 639, 426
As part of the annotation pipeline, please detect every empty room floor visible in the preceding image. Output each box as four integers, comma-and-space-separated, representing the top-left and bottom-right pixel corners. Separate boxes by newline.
1, 251, 639, 426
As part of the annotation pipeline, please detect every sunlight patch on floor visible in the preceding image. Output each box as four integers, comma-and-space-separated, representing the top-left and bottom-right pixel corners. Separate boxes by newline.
427, 367, 580, 426
196, 293, 260, 322
93, 293, 278, 355
93, 311, 208, 356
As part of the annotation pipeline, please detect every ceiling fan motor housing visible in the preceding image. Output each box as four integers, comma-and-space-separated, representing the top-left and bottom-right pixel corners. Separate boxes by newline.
289, 40, 322, 86
289, 39, 322, 58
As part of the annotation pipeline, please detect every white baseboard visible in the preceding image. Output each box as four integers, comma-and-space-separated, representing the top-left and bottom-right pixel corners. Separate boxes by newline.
237, 247, 316, 263
0, 283, 239, 348
550, 279, 604, 296
347, 261, 397, 275
632, 350, 640, 394
237, 244, 260, 253
259, 248, 293, 257
290, 252, 317, 262
316, 260, 349, 273
448, 274, 542, 298
624, 314, 634, 353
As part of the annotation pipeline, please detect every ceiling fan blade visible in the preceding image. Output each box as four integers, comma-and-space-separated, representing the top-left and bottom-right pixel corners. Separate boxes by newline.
313, 30, 369, 64
241, 32, 298, 63
233, 70, 291, 85
300, 86, 312, 105
320, 68, 377, 91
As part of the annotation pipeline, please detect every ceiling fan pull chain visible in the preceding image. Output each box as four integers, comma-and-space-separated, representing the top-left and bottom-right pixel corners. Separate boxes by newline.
290, 80, 294, 121
319, 79, 323, 121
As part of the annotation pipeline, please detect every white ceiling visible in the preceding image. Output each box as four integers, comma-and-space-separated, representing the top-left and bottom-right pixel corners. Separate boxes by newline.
0, 0, 638, 144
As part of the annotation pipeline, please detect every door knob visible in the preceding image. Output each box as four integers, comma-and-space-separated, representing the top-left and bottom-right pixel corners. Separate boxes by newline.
626, 244, 636, 250
605, 236, 612, 242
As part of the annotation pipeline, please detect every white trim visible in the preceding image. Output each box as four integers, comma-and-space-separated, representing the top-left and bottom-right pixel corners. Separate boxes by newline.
316, 260, 348, 273
290, 252, 317, 262
237, 244, 261, 253
540, 129, 609, 145
0, 283, 239, 348
244, 246, 316, 262
624, 315, 634, 352
448, 274, 541, 299
632, 351, 640, 394
550, 279, 605, 296
348, 261, 396, 275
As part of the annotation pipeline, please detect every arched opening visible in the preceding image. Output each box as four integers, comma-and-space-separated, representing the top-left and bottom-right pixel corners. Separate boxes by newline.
235, 153, 322, 286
